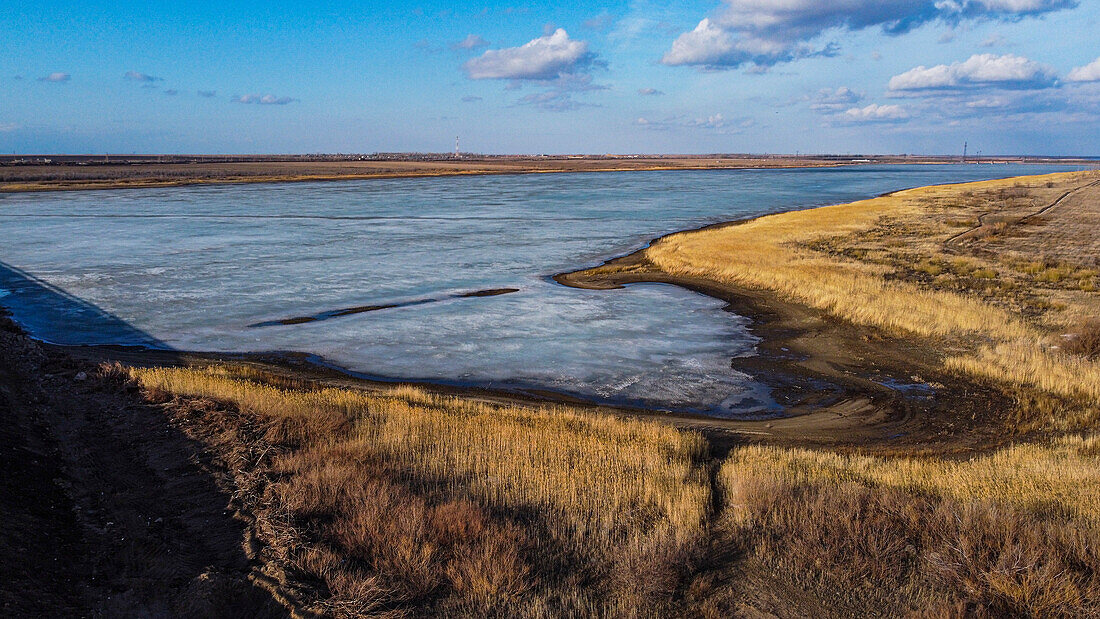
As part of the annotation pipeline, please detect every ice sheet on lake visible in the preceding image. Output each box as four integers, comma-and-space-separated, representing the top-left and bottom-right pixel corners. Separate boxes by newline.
0, 164, 1082, 416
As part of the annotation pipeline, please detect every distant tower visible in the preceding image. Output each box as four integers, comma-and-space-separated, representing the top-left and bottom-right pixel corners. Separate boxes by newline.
454, 136, 460, 159
962, 141, 968, 162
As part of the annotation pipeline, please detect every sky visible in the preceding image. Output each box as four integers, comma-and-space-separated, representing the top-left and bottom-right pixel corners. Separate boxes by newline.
2, 0, 1099, 155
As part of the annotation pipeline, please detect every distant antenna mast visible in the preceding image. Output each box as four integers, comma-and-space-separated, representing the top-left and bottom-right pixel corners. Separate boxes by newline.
454, 136, 460, 159
962, 141, 968, 162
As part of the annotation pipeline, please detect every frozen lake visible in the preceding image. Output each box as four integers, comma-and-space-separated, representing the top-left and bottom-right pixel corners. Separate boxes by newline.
0, 164, 1080, 416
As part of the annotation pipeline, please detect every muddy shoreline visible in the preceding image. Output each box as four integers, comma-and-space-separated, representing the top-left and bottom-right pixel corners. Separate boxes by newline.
1, 172, 1043, 452
554, 246, 1014, 452
13, 228, 1010, 454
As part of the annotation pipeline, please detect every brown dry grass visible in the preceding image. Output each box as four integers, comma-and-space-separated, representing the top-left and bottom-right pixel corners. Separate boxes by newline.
114, 361, 1100, 616
1064, 320, 1100, 360
721, 436, 1100, 615
127, 364, 710, 616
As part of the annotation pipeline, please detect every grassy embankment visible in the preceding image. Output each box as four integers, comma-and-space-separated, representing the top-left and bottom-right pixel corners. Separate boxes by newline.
123, 362, 1100, 616
626, 171, 1099, 430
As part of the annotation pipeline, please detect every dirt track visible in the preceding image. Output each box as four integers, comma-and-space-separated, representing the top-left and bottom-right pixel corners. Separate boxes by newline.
0, 315, 288, 617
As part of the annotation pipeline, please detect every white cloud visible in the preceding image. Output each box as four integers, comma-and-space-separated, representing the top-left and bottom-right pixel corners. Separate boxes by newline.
451, 34, 489, 51
1067, 57, 1100, 83
635, 112, 753, 133
966, 96, 1011, 108
124, 71, 162, 82
38, 72, 70, 83
842, 103, 910, 122
235, 94, 297, 105
638, 87, 664, 95
811, 86, 864, 112
463, 29, 593, 80
888, 54, 1056, 91
197, 90, 217, 98
0, 122, 18, 132
662, 0, 1075, 69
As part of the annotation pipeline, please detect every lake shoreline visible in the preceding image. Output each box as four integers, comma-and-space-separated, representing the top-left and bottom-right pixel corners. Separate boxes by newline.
2, 154, 1087, 194
4, 169, 1093, 453
3, 174, 1030, 453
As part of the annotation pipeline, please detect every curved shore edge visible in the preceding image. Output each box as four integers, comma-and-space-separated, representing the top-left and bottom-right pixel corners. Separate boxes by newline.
6, 170, 1094, 452
553, 169, 1100, 450
553, 244, 1005, 451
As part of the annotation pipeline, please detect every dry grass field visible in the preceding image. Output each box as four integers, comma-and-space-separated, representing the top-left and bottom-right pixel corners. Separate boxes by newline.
125, 364, 711, 616
109, 361, 1100, 616
638, 171, 1100, 429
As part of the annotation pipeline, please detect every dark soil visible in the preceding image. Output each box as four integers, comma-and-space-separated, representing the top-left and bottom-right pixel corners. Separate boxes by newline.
0, 314, 288, 617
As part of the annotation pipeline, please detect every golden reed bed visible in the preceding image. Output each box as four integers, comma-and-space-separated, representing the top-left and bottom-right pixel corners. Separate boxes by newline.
644, 171, 1100, 416
124, 362, 1100, 615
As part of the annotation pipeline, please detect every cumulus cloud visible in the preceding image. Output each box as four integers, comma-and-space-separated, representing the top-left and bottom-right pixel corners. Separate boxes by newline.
197, 90, 217, 98
688, 113, 731, 129
234, 94, 297, 105
638, 87, 664, 95
463, 29, 605, 111
463, 29, 596, 80
38, 72, 70, 82
662, 0, 1075, 69
0, 122, 18, 132
124, 71, 162, 82
888, 53, 1057, 92
811, 86, 864, 112
841, 103, 910, 122
1067, 57, 1100, 83
451, 34, 489, 51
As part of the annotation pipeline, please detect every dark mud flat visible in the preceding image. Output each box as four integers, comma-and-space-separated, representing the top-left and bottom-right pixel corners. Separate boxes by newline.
555, 249, 1016, 452
0, 312, 289, 617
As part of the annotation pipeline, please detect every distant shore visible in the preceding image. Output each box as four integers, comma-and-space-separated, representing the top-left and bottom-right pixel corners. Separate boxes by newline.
2, 153, 1092, 193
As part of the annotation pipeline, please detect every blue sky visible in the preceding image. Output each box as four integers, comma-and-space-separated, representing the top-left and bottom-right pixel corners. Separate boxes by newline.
2, 0, 1098, 155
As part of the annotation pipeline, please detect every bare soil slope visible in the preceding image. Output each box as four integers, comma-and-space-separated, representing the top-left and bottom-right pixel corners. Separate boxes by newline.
0, 315, 287, 617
